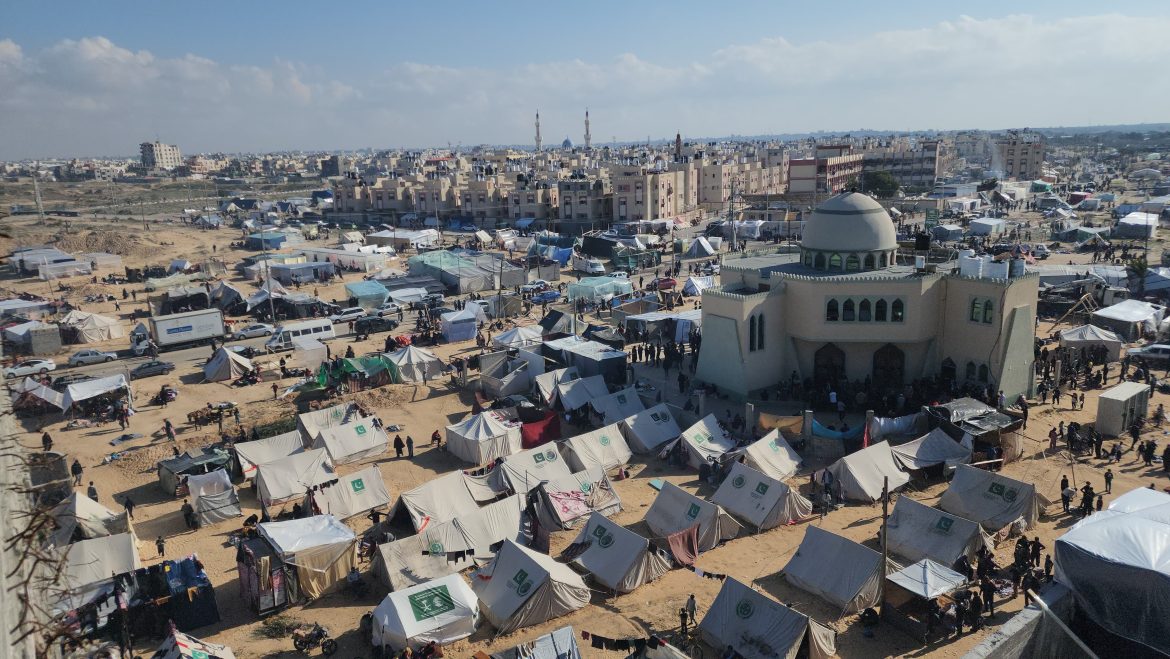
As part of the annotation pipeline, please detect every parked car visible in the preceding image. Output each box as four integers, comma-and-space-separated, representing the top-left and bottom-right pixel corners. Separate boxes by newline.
232, 323, 275, 340
606, 271, 629, 279
373, 302, 404, 317
328, 307, 367, 323
532, 290, 561, 304
701, 263, 721, 275
130, 360, 176, 380
51, 373, 96, 391
4, 359, 56, 379
67, 349, 118, 367
421, 293, 446, 307
1128, 344, 1170, 362
354, 315, 400, 335
1031, 244, 1050, 259
521, 279, 550, 293
648, 277, 677, 290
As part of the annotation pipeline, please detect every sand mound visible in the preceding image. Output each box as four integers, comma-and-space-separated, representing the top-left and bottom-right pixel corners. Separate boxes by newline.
54, 230, 151, 258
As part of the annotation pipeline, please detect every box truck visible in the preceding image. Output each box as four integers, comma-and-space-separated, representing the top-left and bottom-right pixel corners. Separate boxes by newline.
131, 309, 226, 355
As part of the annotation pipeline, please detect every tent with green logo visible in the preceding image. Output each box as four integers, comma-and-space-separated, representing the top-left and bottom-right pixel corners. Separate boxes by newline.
371, 573, 479, 651
590, 386, 645, 424
644, 481, 741, 552
445, 411, 524, 465
233, 430, 305, 480
255, 448, 337, 509
699, 577, 837, 659
471, 540, 590, 634
391, 471, 482, 532
562, 422, 633, 472
499, 445, 574, 496
783, 526, 893, 613
742, 429, 802, 481
885, 495, 990, 566
817, 440, 910, 503
309, 465, 392, 520
620, 403, 682, 453
532, 468, 622, 530
679, 414, 738, 469
567, 512, 670, 593
297, 402, 365, 443
310, 416, 388, 465
938, 464, 1042, 531
710, 462, 813, 531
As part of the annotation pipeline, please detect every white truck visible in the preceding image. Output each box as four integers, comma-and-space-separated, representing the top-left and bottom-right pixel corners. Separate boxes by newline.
571, 253, 606, 275
131, 309, 226, 355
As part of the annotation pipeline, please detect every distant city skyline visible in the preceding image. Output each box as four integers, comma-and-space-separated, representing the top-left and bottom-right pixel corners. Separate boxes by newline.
2, 1, 1169, 159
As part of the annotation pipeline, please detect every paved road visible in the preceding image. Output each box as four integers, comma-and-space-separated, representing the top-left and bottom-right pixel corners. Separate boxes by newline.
46, 334, 274, 383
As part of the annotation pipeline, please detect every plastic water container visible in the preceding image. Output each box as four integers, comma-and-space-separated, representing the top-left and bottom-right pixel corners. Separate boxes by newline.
914, 255, 926, 270
984, 259, 1009, 279
959, 256, 983, 278
1009, 258, 1026, 278
959, 249, 976, 259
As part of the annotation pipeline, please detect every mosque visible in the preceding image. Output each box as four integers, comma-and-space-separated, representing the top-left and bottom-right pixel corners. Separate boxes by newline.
694, 192, 1038, 403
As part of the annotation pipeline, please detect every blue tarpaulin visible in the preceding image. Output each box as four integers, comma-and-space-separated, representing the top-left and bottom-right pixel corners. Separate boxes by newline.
344, 279, 390, 309
812, 419, 864, 440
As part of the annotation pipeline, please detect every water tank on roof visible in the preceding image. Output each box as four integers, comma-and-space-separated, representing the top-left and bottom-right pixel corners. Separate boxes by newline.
959, 249, 976, 259
984, 259, 1009, 279
959, 256, 983, 278
1009, 258, 1027, 278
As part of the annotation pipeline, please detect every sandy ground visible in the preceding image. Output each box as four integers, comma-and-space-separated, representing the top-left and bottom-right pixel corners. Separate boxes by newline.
2, 201, 1167, 659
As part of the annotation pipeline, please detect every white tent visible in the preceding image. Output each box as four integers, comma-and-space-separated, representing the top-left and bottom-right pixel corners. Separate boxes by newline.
310, 416, 388, 464
591, 386, 645, 423
818, 441, 910, 502
679, 414, 738, 469
783, 526, 889, 613
568, 513, 670, 593
203, 346, 254, 382
292, 336, 328, 371
533, 366, 579, 405
885, 496, 990, 566
492, 325, 543, 349
388, 287, 430, 305
186, 469, 241, 526
45, 493, 131, 549
890, 429, 972, 471
938, 464, 1042, 530
683, 236, 717, 258
441, 307, 485, 342
682, 276, 715, 296
644, 481, 741, 552
311, 466, 392, 520
387, 345, 445, 382
742, 429, 802, 481
562, 423, 633, 472
472, 540, 590, 634
1091, 299, 1166, 341
711, 462, 813, 530
499, 445, 574, 496
490, 626, 581, 659
445, 412, 523, 465
61, 374, 131, 410
154, 630, 236, 659
532, 468, 622, 531
1059, 324, 1124, 362
58, 310, 126, 343
393, 471, 481, 531
234, 430, 304, 480
371, 574, 479, 652
255, 448, 337, 508
699, 577, 837, 659
551, 374, 609, 411
1055, 488, 1170, 656
258, 515, 357, 599
297, 402, 365, 443
56, 533, 143, 611
621, 404, 682, 453
887, 560, 968, 600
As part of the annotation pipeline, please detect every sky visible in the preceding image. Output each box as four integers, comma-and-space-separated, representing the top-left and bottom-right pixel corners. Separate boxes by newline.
2, 1, 1169, 159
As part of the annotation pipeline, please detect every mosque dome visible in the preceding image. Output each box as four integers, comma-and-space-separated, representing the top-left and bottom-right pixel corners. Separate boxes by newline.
799, 192, 899, 272
562, 138, 574, 149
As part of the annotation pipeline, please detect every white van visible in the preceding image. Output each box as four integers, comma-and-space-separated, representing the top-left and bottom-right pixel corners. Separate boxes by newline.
265, 318, 336, 352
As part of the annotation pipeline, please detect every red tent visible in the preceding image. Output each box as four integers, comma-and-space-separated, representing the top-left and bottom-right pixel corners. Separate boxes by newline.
521, 411, 561, 448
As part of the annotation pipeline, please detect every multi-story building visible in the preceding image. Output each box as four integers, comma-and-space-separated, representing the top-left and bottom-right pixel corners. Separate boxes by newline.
320, 155, 345, 178
557, 174, 612, 233
412, 175, 459, 219
995, 131, 1045, 180
461, 174, 508, 225
612, 165, 686, 223
507, 179, 559, 221
787, 145, 864, 197
140, 141, 182, 170
862, 140, 949, 191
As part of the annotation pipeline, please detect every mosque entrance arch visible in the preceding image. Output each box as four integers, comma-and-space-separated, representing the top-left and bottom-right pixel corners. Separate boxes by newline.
872, 343, 905, 389
813, 343, 846, 388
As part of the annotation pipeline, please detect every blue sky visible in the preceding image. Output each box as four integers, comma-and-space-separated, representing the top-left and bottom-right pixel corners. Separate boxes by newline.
2, 1, 1169, 158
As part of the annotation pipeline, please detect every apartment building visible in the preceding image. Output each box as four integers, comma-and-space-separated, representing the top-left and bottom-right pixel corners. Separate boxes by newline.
787, 145, 864, 196
508, 180, 559, 221
462, 175, 509, 224
412, 175, 460, 218
862, 140, 949, 190
140, 141, 182, 170
558, 175, 612, 233
995, 131, 1046, 180
612, 165, 687, 222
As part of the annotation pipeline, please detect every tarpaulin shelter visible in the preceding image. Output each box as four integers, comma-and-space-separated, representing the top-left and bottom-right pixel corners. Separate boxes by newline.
521, 411, 561, 449
310, 416, 388, 465
938, 464, 1042, 531
392, 470, 481, 531
154, 629, 236, 659
446, 411, 523, 465
387, 287, 430, 305
55, 533, 143, 613
550, 374, 609, 412
742, 429, 802, 481
499, 445, 574, 496
371, 574, 480, 652
882, 559, 969, 639
345, 279, 391, 309
186, 469, 241, 526
562, 422, 632, 472
61, 374, 132, 410
591, 386, 645, 424
157, 448, 232, 495
885, 496, 990, 567
644, 481, 741, 552
817, 441, 909, 502
258, 515, 357, 600
783, 526, 891, 613
203, 346, 253, 382
711, 462, 813, 531
567, 277, 634, 302
533, 366, 579, 405
10, 376, 65, 413
479, 351, 533, 399
45, 493, 132, 549
387, 345, 445, 382
1059, 324, 1124, 361
890, 429, 972, 473
492, 325, 543, 349
255, 448, 337, 509
297, 402, 365, 442
292, 336, 328, 371
1115, 211, 1159, 239
1090, 299, 1166, 341
471, 540, 590, 634
441, 307, 486, 342
309, 465, 391, 520
682, 236, 717, 259
886, 559, 967, 599
490, 626, 581, 659
544, 336, 628, 382
58, 310, 125, 343
233, 430, 304, 480
679, 414, 738, 469
682, 276, 714, 296
567, 512, 670, 593
621, 404, 682, 453
699, 577, 837, 659
1055, 488, 1170, 656
532, 468, 622, 531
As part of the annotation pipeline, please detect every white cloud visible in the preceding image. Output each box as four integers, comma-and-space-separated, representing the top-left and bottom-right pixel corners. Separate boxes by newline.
3, 13, 1170, 158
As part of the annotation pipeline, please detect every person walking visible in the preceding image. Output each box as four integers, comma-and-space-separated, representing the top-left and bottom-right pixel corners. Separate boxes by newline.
393, 435, 405, 458
156, 535, 166, 558
86, 481, 98, 502
271, 382, 279, 399
164, 419, 176, 442
1044, 554, 1054, 581
181, 499, 196, 529
685, 594, 697, 626
1104, 468, 1113, 494
41, 430, 53, 453
122, 496, 136, 520
406, 436, 414, 458
1029, 537, 1043, 568
980, 577, 996, 617
70, 459, 84, 486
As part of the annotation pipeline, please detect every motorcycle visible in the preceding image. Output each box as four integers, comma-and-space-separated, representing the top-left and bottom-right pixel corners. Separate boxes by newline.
291, 623, 337, 655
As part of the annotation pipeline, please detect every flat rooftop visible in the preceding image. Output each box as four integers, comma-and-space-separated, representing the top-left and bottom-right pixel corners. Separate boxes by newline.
723, 252, 955, 280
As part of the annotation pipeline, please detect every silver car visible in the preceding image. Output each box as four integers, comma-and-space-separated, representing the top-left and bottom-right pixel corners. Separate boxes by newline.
67, 349, 118, 367
4, 359, 56, 379
233, 323, 275, 340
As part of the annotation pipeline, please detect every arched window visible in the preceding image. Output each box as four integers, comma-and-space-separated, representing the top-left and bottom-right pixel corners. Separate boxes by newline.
829, 253, 842, 270
757, 314, 765, 350
814, 253, 826, 269
982, 299, 994, 324
858, 299, 872, 321
804, 251, 814, 267
875, 299, 887, 322
891, 299, 905, 321
845, 254, 860, 271
966, 361, 977, 380
978, 364, 989, 382
863, 254, 875, 270
826, 299, 839, 321
880, 252, 889, 268
842, 299, 856, 321
970, 298, 984, 322
748, 316, 757, 352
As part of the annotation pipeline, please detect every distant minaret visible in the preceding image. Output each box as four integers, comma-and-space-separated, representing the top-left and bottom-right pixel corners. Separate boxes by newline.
675, 131, 682, 160
584, 109, 592, 151
535, 111, 542, 152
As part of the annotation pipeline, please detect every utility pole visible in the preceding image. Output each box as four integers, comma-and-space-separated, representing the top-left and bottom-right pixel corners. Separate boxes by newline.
32, 168, 45, 221
880, 476, 889, 605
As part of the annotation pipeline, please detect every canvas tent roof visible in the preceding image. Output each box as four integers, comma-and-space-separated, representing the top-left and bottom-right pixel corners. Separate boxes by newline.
711, 462, 813, 530
533, 468, 622, 531
441, 307, 485, 342
890, 428, 972, 471
679, 414, 738, 469
471, 540, 590, 634
46, 493, 131, 549
742, 429, 802, 481
885, 496, 989, 566
887, 560, 968, 600
783, 525, 889, 613
311, 416, 388, 464
387, 345, 445, 382
590, 386, 645, 423
255, 448, 337, 508
819, 441, 910, 502
297, 402, 365, 441
1059, 324, 1124, 361
312, 466, 392, 520
1090, 299, 1165, 340
568, 513, 670, 593
683, 236, 716, 258
492, 325, 543, 348
258, 514, 357, 599
57, 533, 143, 610
644, 481, 742, 552
203, 346, 253, 382
371, 574, 479, 651
58, 310, 125, 342
499, 445, 574, 496
154, 630, 236, 659
490, 626, 581, 659
62, 374, 130, 409
187, 469, 241, 526
621, 403, 682, 453
562, 422, 633, 472
552, 374, 609, 411
682, 276, 715, 296
445, 412, 523, 465
234, 430, 304, 480
533, 366, 579, 405
1055, 488, 1170, 656
699, 577, 836, 659
394, 470, 481, 531
938, 464, 1042, 530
